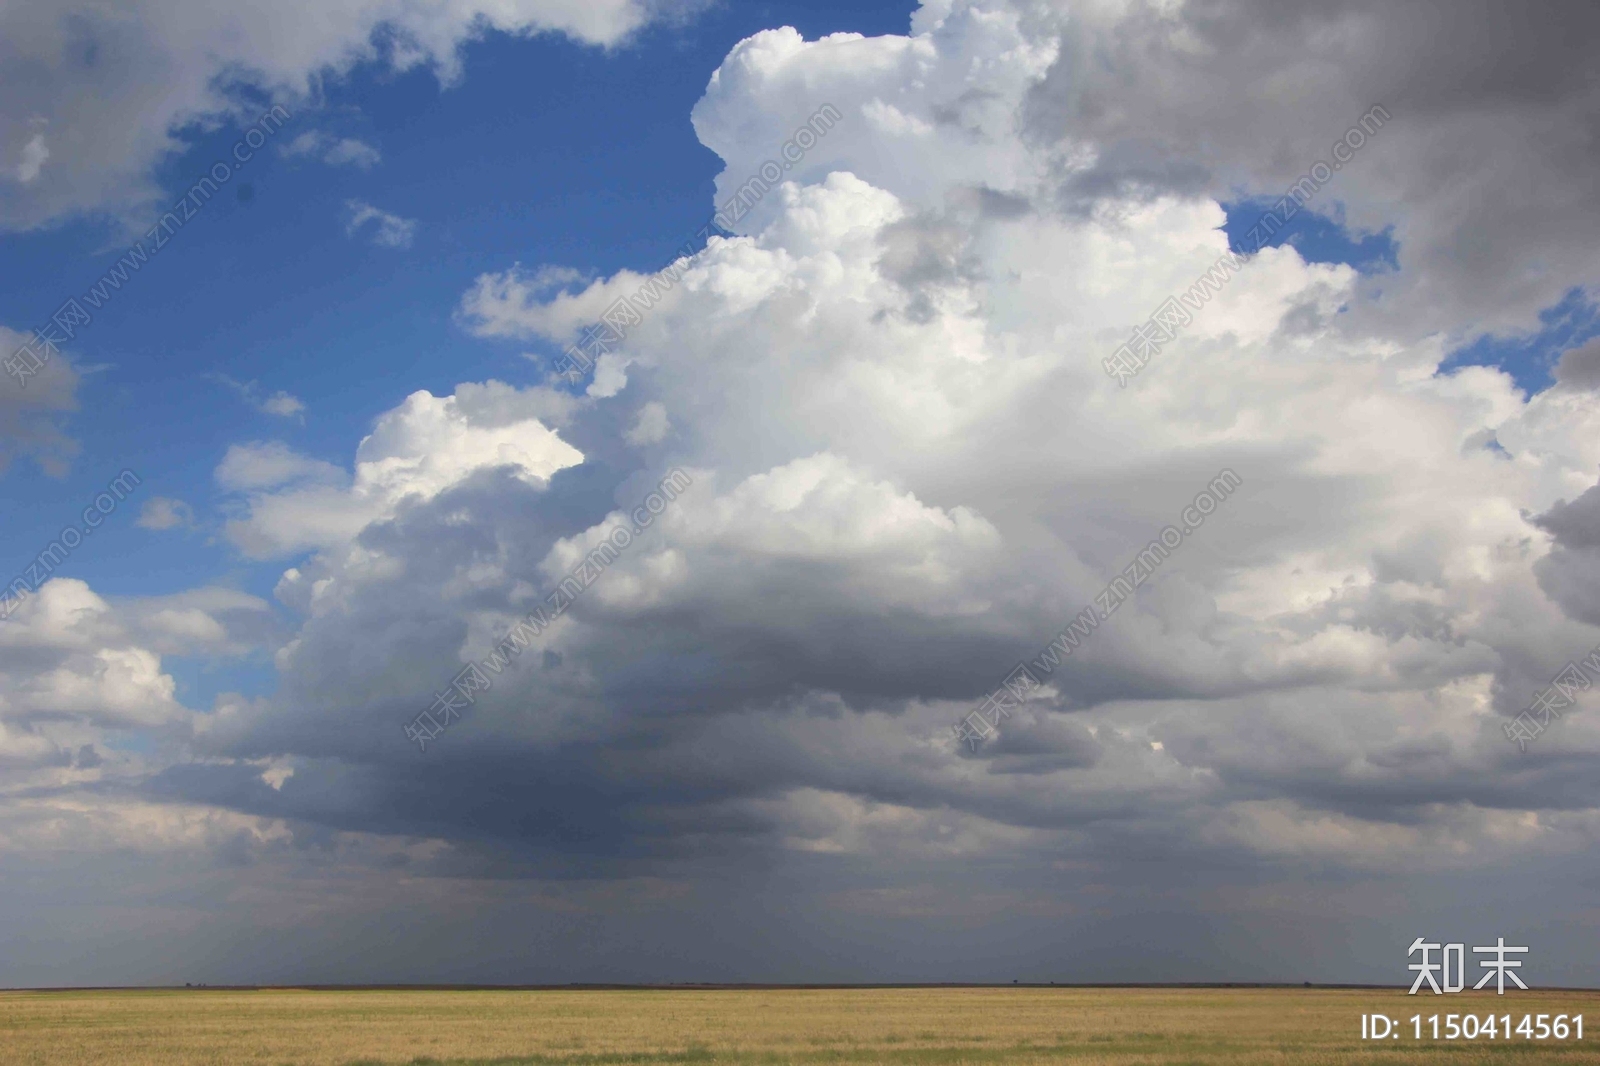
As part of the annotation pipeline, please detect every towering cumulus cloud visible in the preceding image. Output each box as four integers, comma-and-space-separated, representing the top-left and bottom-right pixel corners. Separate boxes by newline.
6, 0, 1600, 983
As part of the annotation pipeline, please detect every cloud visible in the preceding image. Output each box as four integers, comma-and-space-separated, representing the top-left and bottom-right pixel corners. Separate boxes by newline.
261, 392, 307, 418
0, 0, 707, 233
218, 384, 583, 558
281, 131, 324, 159
0, 325, 79, 475
132, 4, 1600, 921
457, 264, 591, 340
0, 579, 189, 735
1555, 338, 1600, 391
1532, 475, 1600, 628
1012, 0, 1600, 342
1533, 481, 1600, 554
215, 440, 345, 493
135, 496, 194, 531
282, 131, 381, 169
624, 401, 670, 446
345, 199, 416, 249
14, 132, 47, 184
208, 373, 307, 420
119, 586, 280, 657
323, 138, 383, 169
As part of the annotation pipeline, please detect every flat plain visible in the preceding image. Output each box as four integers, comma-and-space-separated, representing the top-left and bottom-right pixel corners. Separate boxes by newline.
3, 986, 1599, 1066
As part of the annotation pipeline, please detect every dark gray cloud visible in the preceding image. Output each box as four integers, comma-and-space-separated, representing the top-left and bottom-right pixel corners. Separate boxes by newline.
1025, 0, 1600, 340
1533, 476, 1600, 627
0, 326, 78, 475
1535, 479, 1600, 552
1555, 338, 1600, 390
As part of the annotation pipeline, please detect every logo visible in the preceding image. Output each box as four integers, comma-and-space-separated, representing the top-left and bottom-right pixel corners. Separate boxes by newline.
1408, 937, 1529, 994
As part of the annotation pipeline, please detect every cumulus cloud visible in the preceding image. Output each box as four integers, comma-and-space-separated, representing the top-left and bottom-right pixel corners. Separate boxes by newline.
0, 580, 188, 737
0, 0, 706, 232
345, 199, 417, 249
219, 384, 583, 558
144, 3, 1600, 920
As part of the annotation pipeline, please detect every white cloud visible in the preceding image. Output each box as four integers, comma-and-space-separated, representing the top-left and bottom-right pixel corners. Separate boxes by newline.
220, 383, 583, 558
14, 132, 47, 184
457, 263, 593, 340
282, 131, 381, 168
215, 440, 345, 493
261, 391, 307, 418
135, 496, 193, 531
325, 138, 381, 168
208, 373, 308, 420
0, 580, 188, 734
345, 199, 416, 249
120, 586, 279, 657
382, 0, 1600, 892
281, 131, 323, 159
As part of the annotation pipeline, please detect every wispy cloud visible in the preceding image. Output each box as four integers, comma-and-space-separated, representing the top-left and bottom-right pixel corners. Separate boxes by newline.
135, 496, 193, 531
15, 132, 48, 184
214, 440, 344, 493
208, 373, 306, 421
345, 199, 416, 249
260, 391, 306, 418
282, 131, 381, 169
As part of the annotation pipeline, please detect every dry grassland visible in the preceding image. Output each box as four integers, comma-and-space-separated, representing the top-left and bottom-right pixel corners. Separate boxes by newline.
3, 985, 1599, 1065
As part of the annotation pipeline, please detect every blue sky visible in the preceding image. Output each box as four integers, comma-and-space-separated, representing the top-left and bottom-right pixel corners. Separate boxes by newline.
1223, 198, 1397, 275
1441, 287, 1600, 394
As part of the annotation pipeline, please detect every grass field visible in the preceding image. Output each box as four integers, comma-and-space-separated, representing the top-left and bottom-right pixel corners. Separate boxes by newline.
2, 986, 1598, 1065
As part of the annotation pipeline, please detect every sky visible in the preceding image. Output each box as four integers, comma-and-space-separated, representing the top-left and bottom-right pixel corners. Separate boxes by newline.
2, 0, 1600, 989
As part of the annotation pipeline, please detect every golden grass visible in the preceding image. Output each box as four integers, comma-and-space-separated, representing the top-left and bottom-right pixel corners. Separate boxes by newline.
2, 986, 1598, 1065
